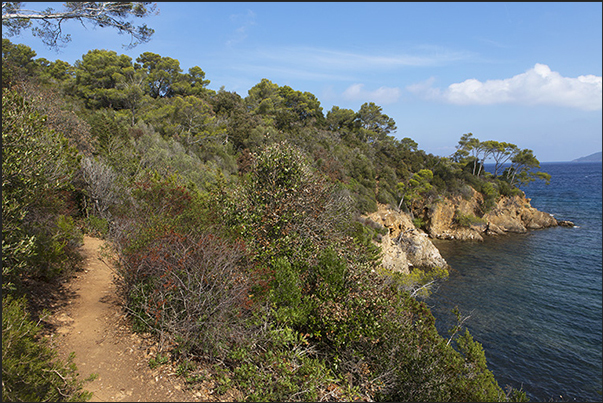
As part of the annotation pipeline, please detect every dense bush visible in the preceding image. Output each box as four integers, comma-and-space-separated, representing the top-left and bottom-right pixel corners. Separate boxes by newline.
480, 181, 501, 211
116, 230, 251, 358
232, 142, 354, 266
2, 39, 534, 402
2, 86, 93, 402
2, 88, 82, 290
2, 295, 94, 401
454, 210, 487, 228
219, 322, 354, 402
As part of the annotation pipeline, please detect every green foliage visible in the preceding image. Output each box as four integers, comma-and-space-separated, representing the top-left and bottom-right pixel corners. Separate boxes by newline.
30, 214, 84, 280
2, 41, 550, 402
84, 215, 109, 238
388, 266, 449, 299
496, 178, 524, 198
73, 49, 137, 109
136, 52, 212, 99
503, 148, 551, 187
246, 78, 324, 131
480, 181, 501, 211
454, 210, 487, 228
453, 133, 549, 191
134, 129, 226, 189
238, 142, 351, 265
2, 88, 81, 290
36, 58, 75, 85
2, 38, 40, 86
315, 247, 349, 297
452, 329, 507, 401
348, 221, 383, 264
2, 295, 94, 402
137, 51, 183, 99
211, 88, 261, 151
2, 2, 156, 50
356, 101, 397, 142
270, 257, 307, 326
148, 353, 169, 369
225, 325, 349, 402
86, 109, 129, 155
397, 168, 433, 211
413, 217, 427, 229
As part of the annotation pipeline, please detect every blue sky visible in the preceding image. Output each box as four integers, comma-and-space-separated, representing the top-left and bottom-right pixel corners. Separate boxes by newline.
6, 2, 602, 162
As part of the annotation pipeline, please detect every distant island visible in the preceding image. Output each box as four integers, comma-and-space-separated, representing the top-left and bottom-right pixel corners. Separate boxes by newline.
572, 151, 602, 162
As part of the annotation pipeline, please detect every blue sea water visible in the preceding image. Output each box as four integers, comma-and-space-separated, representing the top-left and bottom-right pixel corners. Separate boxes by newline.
428, 162, 602, 402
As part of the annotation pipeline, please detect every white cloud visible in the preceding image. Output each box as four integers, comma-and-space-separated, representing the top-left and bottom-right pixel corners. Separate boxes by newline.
226, 10, 256, 46
226, 45, 474, 83
258, 46, 473, 71
342, 83, 401, 105
408, 64, 602, 111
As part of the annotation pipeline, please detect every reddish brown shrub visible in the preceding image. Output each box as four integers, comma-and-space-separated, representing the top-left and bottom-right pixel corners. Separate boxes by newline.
117, 230, 253, 359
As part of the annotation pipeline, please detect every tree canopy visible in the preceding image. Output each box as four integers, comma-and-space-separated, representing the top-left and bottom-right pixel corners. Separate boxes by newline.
2, 2, 157, 49
2, 38, 534, 402
452, 132, 549, 186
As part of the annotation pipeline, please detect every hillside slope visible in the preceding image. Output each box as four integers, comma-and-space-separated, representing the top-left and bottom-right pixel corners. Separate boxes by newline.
572, 151, 602, 162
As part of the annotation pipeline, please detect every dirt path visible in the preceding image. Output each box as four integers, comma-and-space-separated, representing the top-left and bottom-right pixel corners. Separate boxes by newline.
47, 236, 215, 402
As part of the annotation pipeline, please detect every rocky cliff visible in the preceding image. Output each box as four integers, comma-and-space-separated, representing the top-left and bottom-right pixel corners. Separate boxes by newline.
366, 206, 449, 275
365, 190, 571, 275
423, 188, 560, 241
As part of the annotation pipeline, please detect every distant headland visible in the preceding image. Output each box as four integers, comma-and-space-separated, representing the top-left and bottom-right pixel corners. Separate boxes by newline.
572, 151, 602, 162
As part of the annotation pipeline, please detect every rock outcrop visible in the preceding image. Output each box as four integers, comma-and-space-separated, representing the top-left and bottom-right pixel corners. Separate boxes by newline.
483, 195, 558, 234
423, 189, 560, 241
364, 190, 569, 275
425, 188, 488, 241
366, 206, 449, 275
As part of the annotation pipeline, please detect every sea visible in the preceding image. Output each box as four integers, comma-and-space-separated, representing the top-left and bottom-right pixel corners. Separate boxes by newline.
427, 162, 602, 402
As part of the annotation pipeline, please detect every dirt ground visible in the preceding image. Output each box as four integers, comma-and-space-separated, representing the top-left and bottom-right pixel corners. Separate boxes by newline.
43, 236, 224, 402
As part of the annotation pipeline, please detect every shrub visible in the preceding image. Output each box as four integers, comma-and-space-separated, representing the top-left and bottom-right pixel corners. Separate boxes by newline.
2, 88, 81, 290
2, 295, 94, 402
388, 266, 450, 299
376, 187, 396, 206
29, 214, 84, 280
356, 216, 388, 237
497, 178, 524, 198
459, 183, 475, 200
412, 217, 427, 229
480, 181, 500, 211
239, 142, 353, 265
269, 257, 308, 327
84, 215, 109, 238
454, 210, 486, 228
18, 80, 96, 156
116, 230, 251, 360
348, 221, 383, 263
223, 324, 352, 402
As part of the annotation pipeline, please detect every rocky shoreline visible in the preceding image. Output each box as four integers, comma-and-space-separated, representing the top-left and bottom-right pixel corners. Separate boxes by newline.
365, 191, 574, 275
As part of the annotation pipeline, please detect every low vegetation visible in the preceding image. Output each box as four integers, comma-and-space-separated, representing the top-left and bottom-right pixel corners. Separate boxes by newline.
2, 37, 542, 401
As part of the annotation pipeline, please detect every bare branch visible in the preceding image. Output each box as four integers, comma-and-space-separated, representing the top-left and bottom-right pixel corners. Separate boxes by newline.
2, 2, 157, 50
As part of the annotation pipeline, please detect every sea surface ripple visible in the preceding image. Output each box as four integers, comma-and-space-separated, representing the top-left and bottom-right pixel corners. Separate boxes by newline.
428, 162, 602, 402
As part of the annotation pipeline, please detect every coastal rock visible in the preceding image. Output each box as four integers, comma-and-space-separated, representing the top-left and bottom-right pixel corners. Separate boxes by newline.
366, 205, 449, 274
425, 188, 486, 241
363, 190, 564, 275
378, 234, 413, 274
396, 229, 449, 270
483, 195, 557, 232
422, 191, 558, 240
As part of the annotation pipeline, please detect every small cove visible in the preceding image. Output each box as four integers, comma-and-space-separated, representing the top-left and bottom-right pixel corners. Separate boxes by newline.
427, 162, 602, 402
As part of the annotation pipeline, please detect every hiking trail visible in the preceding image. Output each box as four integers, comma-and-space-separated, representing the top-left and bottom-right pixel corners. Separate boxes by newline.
46, 236, 219, 402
